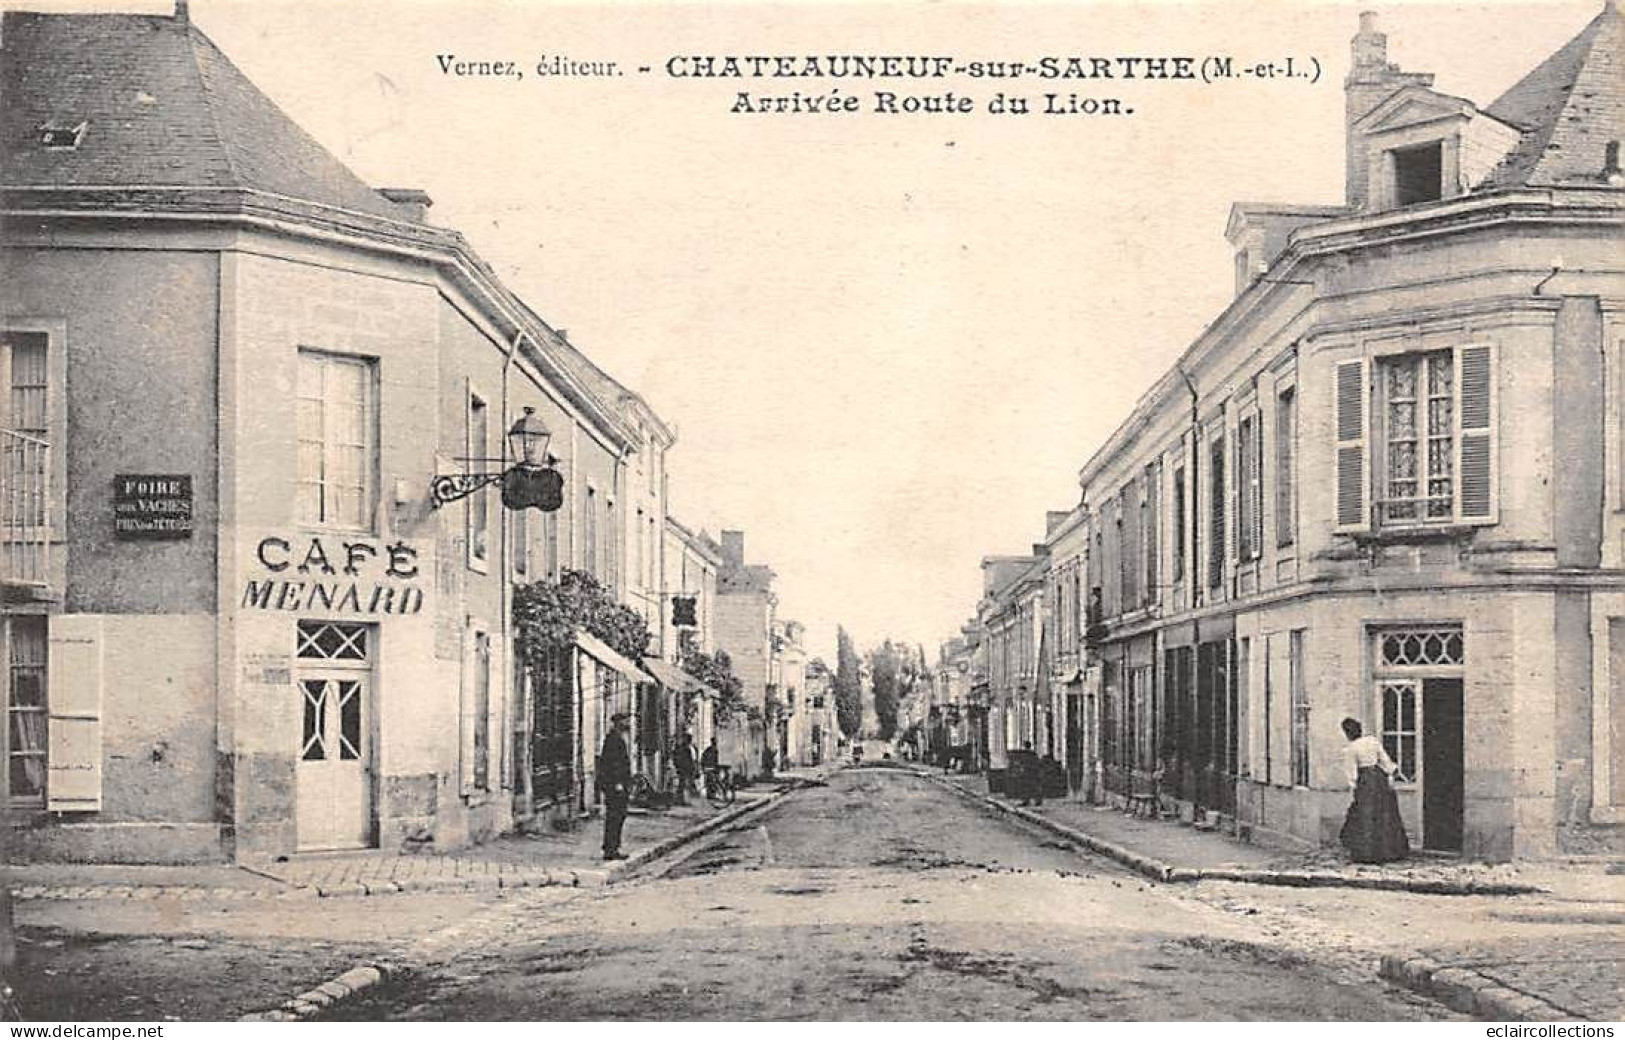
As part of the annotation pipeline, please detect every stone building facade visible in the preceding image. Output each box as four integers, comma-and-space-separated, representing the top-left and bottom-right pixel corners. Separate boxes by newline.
0, 7, 689, 862
952, 4, 1625, 860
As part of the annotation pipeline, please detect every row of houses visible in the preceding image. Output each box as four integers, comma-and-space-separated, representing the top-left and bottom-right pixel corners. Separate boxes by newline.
927, 4, 1625, 862
0, 4, 832, 864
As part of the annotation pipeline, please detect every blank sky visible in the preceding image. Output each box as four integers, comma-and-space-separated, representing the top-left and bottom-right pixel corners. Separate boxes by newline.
29, 0, 1598, 661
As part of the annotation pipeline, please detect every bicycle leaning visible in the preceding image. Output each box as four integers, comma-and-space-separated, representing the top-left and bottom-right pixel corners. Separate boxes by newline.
702, 764, 737, 808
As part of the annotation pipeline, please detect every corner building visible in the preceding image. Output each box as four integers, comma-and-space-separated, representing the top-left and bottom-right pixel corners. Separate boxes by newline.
1079, 6, 1625, 859
1, 8, 652, 862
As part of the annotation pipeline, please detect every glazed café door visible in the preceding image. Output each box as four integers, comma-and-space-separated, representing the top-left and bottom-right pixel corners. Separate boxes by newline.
295, 621, 375, 851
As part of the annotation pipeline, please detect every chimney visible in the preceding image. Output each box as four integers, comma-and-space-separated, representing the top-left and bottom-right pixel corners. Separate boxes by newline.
379, 187, 433, 223
1343, 11, 1434, 208
720, 530, 745, 568
175, 0, 189, 23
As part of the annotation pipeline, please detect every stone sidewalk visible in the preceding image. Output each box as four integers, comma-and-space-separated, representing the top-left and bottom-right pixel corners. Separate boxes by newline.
7, 786, 784, 901
936, 770, 1572, 895
933, 767, 1625, 1020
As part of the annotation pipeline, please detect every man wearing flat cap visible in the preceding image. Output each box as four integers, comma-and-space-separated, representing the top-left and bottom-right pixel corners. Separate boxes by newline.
599, 711, 633, 860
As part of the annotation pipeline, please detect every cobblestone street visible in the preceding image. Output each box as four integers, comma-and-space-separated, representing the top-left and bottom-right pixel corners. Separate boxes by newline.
331, 767, 1456, 1021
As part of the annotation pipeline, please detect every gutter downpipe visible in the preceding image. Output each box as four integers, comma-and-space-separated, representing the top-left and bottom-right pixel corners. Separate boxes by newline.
501, 329, 527, 822
1175, 362, 1200, 811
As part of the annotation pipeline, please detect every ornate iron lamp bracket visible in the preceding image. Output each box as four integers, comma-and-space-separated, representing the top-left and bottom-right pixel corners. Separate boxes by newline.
429, 471, 505, 508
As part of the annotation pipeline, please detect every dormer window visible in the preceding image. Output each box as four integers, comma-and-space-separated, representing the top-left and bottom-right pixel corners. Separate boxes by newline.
1352, 84, 1520, 213
1392, 142, 1443, 206
37, 122, 87, 150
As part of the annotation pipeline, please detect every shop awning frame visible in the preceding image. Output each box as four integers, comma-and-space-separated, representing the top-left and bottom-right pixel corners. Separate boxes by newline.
573, 630, 656, 686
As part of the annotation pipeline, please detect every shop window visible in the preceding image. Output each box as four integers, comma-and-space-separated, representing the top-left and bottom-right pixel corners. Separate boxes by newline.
297, 351, 376, 531
7, 616, 47, 804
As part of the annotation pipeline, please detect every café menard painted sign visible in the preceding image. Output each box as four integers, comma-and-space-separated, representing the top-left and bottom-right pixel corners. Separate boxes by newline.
241, 535, 425, 616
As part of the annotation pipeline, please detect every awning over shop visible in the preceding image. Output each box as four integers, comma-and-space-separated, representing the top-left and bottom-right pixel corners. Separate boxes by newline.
642, 655, 700, 693
638, 656, 722, 701
574, 630, 655, 686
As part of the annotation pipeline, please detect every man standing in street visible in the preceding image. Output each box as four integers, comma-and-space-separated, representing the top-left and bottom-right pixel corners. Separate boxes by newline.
599, 711, 633, 861
672, 731, 699, 805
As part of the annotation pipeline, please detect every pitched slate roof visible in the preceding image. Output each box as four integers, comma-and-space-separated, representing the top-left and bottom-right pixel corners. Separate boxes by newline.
1481, 1, 1625, 188
1, 10, 412, 221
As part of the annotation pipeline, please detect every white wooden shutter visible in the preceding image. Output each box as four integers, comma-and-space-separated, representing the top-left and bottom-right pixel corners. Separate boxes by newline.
490, 633, 508, 791
459, 622, 475, 796
47, 615, 103, 812
1455, 343, 1498, 524
1334, 358, 1371, 534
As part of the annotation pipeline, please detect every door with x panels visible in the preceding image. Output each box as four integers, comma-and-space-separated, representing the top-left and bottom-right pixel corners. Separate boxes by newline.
295, 621, 374, 851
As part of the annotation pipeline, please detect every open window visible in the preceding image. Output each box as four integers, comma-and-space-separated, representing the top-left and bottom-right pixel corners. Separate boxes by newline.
1392, 143, 1443, 206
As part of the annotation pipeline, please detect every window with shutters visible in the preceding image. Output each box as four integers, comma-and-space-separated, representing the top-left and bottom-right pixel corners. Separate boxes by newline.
6, 616, 47, 805
1379, 351, 1455, 525
1237, 415, 1263, 562
1208, 435, 1226, 590
1335, 345, 1496, 533
1276, 387, 1296, 547
297, 351, 377, 531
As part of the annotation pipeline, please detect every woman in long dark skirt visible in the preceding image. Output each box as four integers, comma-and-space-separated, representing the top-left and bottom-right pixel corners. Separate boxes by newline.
1338, 717, 1410, 863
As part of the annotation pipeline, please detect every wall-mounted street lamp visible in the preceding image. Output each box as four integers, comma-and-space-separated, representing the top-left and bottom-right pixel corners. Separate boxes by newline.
430, 407, 564, 512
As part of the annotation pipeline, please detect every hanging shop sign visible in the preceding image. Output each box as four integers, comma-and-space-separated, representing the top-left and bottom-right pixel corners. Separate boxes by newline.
113, 475, 193, 539
240, 534, 425, 616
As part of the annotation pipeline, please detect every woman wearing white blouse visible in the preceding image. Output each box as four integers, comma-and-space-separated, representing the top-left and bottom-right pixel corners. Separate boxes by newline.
1337, 717, 1411, 863
1343, 731, 1406, 789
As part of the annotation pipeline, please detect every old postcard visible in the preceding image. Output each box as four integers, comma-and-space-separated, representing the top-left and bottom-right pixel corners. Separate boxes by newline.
1, 0, 1622, 1026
